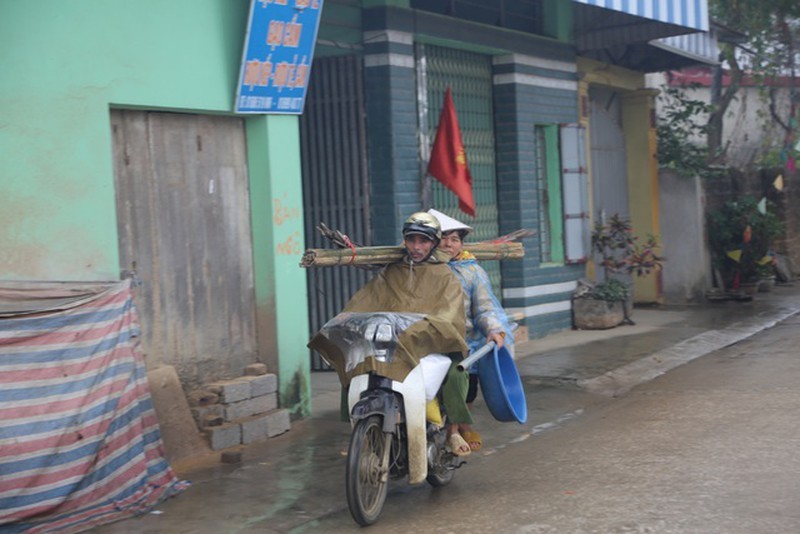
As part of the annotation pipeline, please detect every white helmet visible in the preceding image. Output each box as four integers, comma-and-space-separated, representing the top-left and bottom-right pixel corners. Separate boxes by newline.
427, 208, 472, 236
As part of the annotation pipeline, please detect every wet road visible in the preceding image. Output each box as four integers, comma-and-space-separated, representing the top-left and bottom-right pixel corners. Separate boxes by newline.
95, 314, 800, 533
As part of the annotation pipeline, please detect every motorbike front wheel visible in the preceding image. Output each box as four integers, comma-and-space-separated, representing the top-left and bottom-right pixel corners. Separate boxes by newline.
346, 415, 391, 526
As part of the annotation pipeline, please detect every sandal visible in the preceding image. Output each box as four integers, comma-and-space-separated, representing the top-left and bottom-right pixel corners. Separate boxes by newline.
448, 433, 472, 457
461, 430, 482, 451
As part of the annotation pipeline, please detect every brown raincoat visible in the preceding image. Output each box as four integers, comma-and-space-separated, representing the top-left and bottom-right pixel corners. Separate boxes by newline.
308, 248, 468, 386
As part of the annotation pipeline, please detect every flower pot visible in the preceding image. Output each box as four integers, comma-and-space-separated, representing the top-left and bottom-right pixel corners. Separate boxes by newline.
758, 276, 776, 293
572, 298, 624, 330
739, 281, 759, 296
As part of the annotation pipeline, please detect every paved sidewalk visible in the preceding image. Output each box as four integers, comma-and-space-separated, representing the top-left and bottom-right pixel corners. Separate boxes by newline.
515, 282, 800, 396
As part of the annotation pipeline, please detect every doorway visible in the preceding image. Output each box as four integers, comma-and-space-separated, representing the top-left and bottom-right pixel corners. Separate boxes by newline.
111, 110, 258, 386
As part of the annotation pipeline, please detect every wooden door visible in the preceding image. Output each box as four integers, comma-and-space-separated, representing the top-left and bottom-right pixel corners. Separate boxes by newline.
111, 110, 257, 386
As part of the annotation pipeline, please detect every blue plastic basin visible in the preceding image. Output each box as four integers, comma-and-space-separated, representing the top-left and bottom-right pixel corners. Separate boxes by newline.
477, 345, 527, 424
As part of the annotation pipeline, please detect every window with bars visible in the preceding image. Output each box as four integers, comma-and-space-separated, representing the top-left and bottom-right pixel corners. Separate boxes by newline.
560, 123, 590, 264
532, 123, 590, 265
416, 43, 502, 290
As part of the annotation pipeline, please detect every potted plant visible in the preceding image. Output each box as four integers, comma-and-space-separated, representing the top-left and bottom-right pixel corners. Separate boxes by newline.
706, 196, 783, 295
756, 262, 777, 292
573, 214, 665, 330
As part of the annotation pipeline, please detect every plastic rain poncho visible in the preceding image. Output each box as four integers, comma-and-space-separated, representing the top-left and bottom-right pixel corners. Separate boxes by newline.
308, 248, 468, 386
448, 251, 515, 355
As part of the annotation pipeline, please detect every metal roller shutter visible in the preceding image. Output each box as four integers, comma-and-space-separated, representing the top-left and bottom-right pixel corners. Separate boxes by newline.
417, 44, 501, 289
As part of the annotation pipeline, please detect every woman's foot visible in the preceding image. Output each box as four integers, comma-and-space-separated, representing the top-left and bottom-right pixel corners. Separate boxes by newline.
447, 433, 471, 456
459, 424, 482, 451
461, 429, 482, 451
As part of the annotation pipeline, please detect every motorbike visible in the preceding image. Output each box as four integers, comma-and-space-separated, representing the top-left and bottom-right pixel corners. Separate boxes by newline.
315, 311, 496, 526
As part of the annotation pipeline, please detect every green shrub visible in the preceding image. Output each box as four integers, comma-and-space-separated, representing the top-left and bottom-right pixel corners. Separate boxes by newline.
707, 196, 783, 286
589, 278, 630, 302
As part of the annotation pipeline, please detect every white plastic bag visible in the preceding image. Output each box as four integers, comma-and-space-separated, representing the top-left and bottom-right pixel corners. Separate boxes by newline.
419, 354, 451, 401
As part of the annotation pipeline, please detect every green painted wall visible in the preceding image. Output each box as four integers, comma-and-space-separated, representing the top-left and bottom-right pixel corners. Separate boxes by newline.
363, 0, 409, 7
316, 0, 362, 56
1, 0, 250, 281
247, 117, 311, 416
542, 0, 573, 42
0, 0, 310, 412
542, 124, 565, 264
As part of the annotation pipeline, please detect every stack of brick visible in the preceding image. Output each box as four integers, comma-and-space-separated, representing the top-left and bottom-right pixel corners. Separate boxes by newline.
188, 363, 291, 450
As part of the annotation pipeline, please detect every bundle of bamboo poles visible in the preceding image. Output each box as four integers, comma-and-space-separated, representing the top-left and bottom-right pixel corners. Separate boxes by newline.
300, 241, 524, 268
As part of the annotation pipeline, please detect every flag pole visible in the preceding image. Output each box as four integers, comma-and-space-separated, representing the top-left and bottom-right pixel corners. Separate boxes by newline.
421, 173, 433, 210
415, 50, 433, 209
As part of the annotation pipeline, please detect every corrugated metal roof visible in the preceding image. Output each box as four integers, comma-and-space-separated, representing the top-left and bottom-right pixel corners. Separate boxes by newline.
573, 0, 717, 71
651, 31, 718, 65
573, 0, 709, 32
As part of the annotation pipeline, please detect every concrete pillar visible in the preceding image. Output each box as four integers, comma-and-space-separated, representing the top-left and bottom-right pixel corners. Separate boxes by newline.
362, 24, 420, 244
492, 53, 581, 336
246, 115, 311, 417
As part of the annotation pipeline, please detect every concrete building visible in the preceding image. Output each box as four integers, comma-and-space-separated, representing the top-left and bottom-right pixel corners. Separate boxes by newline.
1, 0, 716, 413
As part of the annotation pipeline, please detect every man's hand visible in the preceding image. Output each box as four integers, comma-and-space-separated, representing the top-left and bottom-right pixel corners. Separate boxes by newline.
488, 331, 505, 349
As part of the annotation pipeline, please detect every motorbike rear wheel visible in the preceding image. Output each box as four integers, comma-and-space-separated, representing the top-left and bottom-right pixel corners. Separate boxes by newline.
426, 440, 455, 488
346, 415, 391, 526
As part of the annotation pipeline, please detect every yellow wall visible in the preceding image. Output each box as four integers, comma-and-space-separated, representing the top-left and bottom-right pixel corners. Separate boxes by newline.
577, 58, 662, 303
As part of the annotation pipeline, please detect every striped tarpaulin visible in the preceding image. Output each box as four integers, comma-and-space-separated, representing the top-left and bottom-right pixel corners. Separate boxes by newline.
0, 280, 187, 533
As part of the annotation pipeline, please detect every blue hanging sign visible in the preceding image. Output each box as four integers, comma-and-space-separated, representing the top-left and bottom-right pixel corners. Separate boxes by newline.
235, 0, 324, 114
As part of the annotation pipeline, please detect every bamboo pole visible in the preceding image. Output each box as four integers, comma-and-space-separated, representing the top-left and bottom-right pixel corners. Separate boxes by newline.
300, 242, 524, 268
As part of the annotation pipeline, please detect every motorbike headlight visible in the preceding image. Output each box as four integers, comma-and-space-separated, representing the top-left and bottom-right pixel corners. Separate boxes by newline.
375, 323, 393, 343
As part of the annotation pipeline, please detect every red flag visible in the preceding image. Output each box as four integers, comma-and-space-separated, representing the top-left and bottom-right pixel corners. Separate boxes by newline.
427, 87, 476, 216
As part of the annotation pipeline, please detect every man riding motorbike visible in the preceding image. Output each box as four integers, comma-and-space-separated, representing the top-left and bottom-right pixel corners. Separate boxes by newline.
309, 211, 474, 456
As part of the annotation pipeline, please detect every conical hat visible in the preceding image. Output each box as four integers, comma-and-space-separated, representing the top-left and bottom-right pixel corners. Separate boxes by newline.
428, 208, 472, 235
